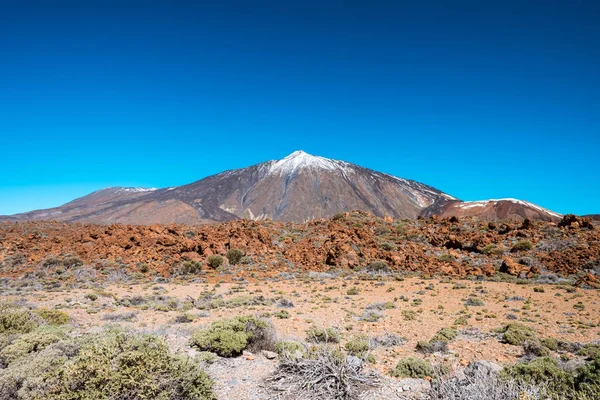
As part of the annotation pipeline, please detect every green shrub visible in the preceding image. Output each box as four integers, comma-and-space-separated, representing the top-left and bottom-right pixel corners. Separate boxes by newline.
274, 310, 290, 319
431, 327, 458, 343
0, 329, 215, 400
275, 340, 304, 359
50, 331, 215, 399
381, 243, 396, 251
306, 327, 341, 344
0, 326, 66, 366
62, 256, 83, 269
226, 249, 244, 266
206, 255, 224, 269
579, 344, 600, 359
365, 260, 389, 273
511, 241, 533, 252
176, 260, 202, 275
481, 244, 504, 255
541, 337, 559, 351
189, 316, 275, 357
346, 287, 359, 296
391, 357, 433, 378
464, 297, 485, 306
34, 309, 70, 326
497, 323, 539, 346
0, 304, 41, 334
503, 356, 574, 397
345, 335, 370, 359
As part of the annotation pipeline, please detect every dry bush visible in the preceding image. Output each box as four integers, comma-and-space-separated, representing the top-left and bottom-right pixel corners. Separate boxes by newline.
430, 362, 544, 400
266, 344, 379, 400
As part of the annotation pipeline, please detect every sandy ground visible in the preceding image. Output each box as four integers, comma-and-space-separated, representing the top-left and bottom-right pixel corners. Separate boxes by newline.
6, 276, 600, 399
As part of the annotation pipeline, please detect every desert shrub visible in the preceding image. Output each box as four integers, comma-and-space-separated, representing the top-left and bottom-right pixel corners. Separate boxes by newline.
176, 260, 202, 275
40, 256, 61, 269
402, 310, 417, 321
84, 293, 99, 301
101, 311, 137, 322
266, 344, 378, 400
578, 344, 600, 359
344, 335, 370, 358
371, 332, 405, 348
332, 212, 345, 221
0, 330, 215, 400
189, 316, 275, 357
306, 327, 341, 344
541, 338, 559, 351
365, 260, 389, 273
50, 331, 215, 399
391, 357, 433, 378
196, 295, 273, 310
0, 326, 66, 366
4, 253, 27, 268
0, 304, 41, 334
275, 340, 305, 360
62, 255, 83, 269
276, 298, 295, 308
365, 301, 395, 310
274, 310, 290, 319
226, 249, 244, 266
174, 313, 195, 323
522, 341, 550, 358
381, 242, 396, 251
481, 244, 504, 255
206, 255, 224, 269
346, 287, 360, 295
359, 310, 384, 322
503, 356, 574, 397
416, 340, 448, 354
465, 297, 485, 306
431, 327, 458, 342
416, 328, 456, 354
34, 309, 70, 326
238, 256, 253, 265
512, 241, 533, 252
497, 323, 539, 346
439, 254, 455, 263
431, 361, 544, 400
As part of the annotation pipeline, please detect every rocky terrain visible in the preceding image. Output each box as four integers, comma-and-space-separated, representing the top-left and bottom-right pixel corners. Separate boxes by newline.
1, 213, 599, 399
2, 151, 570, 225
419, 199, 562, 222
1, 212, 598, 285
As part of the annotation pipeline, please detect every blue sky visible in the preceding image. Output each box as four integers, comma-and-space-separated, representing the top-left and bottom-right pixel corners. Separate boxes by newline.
0, 0, 598, 216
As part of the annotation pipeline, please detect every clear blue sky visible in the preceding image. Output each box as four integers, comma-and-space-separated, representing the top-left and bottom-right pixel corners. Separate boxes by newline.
1, 0, 598, 216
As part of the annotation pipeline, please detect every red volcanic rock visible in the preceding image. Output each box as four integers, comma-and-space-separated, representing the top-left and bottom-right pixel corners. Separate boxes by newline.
499, 258, 525, 276
558, 214, 594, 230
1, 211, 598, 281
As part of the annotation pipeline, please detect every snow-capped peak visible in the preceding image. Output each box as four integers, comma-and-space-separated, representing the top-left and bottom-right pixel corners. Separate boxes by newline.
268, 150, 349, 175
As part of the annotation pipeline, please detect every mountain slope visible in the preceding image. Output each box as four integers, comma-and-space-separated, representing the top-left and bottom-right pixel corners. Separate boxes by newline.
420, 199, 562, 222
3, 151, 456, 224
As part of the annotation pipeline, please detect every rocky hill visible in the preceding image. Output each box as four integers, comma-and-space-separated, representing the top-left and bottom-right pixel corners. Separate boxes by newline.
420, 199, 562, 222
1, 212, 598, 287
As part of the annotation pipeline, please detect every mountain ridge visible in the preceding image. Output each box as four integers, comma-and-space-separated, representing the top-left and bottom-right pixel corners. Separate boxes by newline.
2, 151, 567, 224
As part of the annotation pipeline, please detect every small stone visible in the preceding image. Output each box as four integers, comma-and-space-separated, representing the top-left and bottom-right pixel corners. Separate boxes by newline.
261, 350, 277, 360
